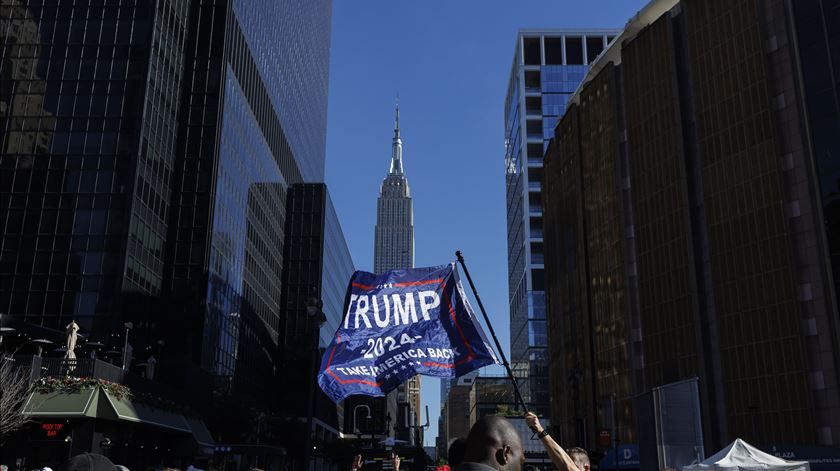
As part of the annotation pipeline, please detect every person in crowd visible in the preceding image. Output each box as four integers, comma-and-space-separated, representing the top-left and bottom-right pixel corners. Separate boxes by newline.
59, 454, 117, 471
524, 412, 589, 471
456, 415, 524, 471
566, 448, 590, 471
448, 437, 467, 469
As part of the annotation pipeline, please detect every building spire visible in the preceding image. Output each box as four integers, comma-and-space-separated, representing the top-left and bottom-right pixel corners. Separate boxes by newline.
390, 100, 404, 175
394, 97, 400, 138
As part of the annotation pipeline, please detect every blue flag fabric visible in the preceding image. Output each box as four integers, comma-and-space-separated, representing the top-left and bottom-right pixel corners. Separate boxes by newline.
318, 263, 498, 403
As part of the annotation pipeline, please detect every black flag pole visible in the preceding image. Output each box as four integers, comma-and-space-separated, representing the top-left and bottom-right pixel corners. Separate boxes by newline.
455, 250, 531, 415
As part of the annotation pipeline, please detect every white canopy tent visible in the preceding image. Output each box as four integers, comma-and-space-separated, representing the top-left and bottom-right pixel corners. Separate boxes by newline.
683, 439, 810, 471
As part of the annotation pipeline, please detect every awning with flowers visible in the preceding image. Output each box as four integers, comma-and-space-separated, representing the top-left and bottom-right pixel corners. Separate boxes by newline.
23, 377, 206, 438
22, 386, 100, 418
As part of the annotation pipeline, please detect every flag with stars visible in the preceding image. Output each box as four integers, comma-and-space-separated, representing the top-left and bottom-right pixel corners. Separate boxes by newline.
317, 263, 498, 403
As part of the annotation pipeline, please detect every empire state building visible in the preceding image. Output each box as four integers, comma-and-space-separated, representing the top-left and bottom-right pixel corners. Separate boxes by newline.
373, 104, 422, 444
374, 104, 414, 273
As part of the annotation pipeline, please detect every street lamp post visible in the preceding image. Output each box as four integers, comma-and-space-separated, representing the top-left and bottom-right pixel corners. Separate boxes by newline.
303, 286, 327, 470
353, 404, 373, 438
121, 322, 133, 370
407, 405, 429, 449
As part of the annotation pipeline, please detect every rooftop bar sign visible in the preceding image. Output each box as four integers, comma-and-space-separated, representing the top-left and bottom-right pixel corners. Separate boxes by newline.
41, 422, 65, 438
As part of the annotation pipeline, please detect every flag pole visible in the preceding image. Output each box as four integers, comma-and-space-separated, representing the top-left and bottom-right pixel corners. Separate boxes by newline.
455, 250, 530, 414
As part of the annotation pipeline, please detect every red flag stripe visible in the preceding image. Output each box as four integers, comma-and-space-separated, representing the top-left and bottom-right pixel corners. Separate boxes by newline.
423, 355, 475, 368
394, 278, 444, 287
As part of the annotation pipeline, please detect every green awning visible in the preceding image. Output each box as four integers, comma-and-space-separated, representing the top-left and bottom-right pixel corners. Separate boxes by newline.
24, 386, 211, 447
102, 390, 191, 433
23, 388, 99, 418
186, 417, 215, 448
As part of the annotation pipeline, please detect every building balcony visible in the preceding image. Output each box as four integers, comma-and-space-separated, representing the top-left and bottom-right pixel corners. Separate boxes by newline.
16, 355, 124, 383
12, 355, 187, 400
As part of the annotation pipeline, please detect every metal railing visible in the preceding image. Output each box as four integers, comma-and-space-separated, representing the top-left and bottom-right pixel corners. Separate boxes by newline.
39, 357, 92, 378
8, 354, 210, 415
36, 356, 126, 382
8, 355, 127, 384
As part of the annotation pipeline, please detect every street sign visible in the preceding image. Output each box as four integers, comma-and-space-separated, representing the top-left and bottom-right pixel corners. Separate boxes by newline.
599, 444, 640, 470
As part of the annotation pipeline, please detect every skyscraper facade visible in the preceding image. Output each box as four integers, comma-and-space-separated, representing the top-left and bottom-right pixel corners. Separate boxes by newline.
281, 182, 355, 469
0, 0, 191, 342
437, 369, 478, 456
374, 105, 414, 274
440, 374, 454, 411
543, 0, 840, 453
503, 30, 618, 415
0, 0, 336, 464
171, 1, 332, 403
440, 369, 479, 410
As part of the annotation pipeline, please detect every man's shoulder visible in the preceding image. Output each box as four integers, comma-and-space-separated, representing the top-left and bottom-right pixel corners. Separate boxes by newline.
455, 463, 496, 471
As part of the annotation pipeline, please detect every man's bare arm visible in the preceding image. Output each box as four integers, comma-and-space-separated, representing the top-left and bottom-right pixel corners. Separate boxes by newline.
525, 412, 580, 471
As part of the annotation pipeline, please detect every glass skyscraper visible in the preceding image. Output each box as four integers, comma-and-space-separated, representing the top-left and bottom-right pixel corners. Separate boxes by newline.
226, 1, 331, 183
1, 0, 191, 337
504, 30, 617, 414
281, 182, 355, 469
0, 0, 336, 460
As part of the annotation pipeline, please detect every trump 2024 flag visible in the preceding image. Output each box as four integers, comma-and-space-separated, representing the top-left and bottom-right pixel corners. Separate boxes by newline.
318, 263, 498, 403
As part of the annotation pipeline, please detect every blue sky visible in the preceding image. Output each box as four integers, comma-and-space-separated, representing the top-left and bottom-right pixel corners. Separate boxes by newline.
324, 0, 646, 447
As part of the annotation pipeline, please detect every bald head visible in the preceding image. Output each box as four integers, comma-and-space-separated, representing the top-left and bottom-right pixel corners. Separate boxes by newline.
462, 416, 524, 471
